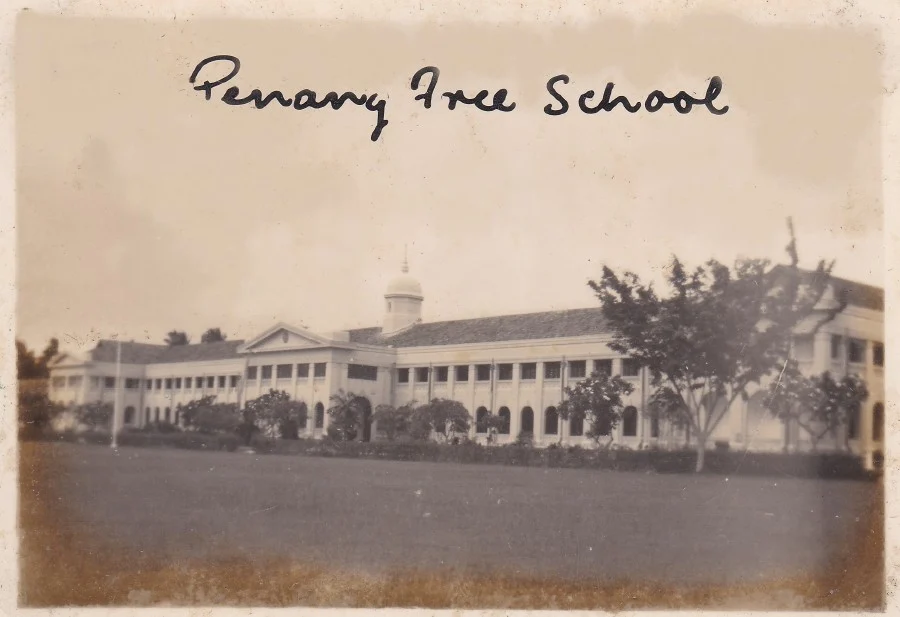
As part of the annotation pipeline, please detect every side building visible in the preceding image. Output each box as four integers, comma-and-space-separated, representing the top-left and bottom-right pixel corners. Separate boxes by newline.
48, 262, 885, 465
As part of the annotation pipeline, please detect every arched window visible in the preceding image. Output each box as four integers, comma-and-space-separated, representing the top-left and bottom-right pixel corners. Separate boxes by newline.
873, 402, 884, 442
848, 406, 860, 440
476, 407, 489, 433
315, 402, 325, 429
124, 406, 135, 424
622, 406, 638, 437
544, 406, 558, 435
498, 407, 511, 434
298, 402, 308, 429
165, 407, 171, 422
570, 414, 584, 437
595, 415, 612, 436
521, 407, 534, 433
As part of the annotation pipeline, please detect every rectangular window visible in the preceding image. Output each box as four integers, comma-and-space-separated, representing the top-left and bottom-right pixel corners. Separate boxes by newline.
261, 365, 273, 380
174, 377, 182, 389
520, 362, 536, 380
68, 375, 83, 388
435, 366, 449, 382
165, 378, 172, 390
297, 363, 310, 379
276, 364, 292, 379
155, 378, 162, 390
125, 378, 140, 389
145, 379, 152, 390
247, 366, 258, 380
90, 376, 100, 389
52, 376, 65, 389
848, 338, 866, 364
831, 334, 842, 360
544, 362, 561, 379
569, 360, 586, 379
314, 362, 326, 378
348, 364, 378, 381
104, 377, 116, 388
594, 359, 613, 375
184, 377, 192, 389
476, 364, 491, 381
622, 359, 641, 377
218, 375, 226, 388
455, 365, 470, 382
415, 367, 430, 383
195, 377, 203, 389
873, 342, 884, 367
497, 364, 513, 381
398, 368, 409, 383
230, 375, 239, 388
207, 376, 214, 388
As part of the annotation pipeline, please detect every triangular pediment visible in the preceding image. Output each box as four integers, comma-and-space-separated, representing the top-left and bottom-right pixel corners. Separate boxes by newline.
49, 351, 91, 368
238, 322, 331, 353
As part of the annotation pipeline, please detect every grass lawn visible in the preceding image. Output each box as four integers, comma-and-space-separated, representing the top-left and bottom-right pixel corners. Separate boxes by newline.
19, 442, 883, 609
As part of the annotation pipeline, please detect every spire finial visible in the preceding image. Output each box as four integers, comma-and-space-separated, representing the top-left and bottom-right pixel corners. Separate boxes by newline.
402, 244, 409, 273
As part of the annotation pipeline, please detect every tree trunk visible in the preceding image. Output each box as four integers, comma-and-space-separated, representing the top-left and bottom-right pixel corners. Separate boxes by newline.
695, 438, 707, 472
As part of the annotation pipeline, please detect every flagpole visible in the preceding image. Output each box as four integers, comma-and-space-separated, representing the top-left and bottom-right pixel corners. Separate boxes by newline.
111, 337, 122, 449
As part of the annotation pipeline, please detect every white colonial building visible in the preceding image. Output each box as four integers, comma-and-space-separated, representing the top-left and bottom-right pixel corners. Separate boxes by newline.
48, 260, 884, 464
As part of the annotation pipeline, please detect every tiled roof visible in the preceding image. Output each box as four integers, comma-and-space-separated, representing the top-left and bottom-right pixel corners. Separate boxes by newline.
829, 276, 883, 312
90, 340, 244, 365
770, 265, 884, 312
348, 307, 610, 348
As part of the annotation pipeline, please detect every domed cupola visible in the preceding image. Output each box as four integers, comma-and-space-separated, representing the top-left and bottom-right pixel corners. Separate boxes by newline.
383, 251, 423, 334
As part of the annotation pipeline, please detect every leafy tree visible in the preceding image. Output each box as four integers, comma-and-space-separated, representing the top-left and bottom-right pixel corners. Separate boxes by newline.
17, 340, 41, 380
178, 395, 219, 428
75, 402, 113, 431
195, 403, 241, 435
589, 221, 842, 471
17, 339, 59, 379
372, 402, 414, 441
164, 330, 190, 346
557, 370, 635, 447
201, 328, 227, 343
326, 390, 366, 441
40, 338, 60, 368
244, 389, 308, 439
409, 399, 471, 442
18, 383, 64, 435
476, 412, 506, 444
177, 395, 241, 434
764, 360, 869, 451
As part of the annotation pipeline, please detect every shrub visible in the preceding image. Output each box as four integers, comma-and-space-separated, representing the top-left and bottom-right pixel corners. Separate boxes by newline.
514, 431, 534, 447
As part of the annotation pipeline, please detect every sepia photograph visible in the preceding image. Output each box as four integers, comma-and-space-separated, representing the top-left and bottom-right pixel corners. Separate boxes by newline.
10, 2, 892, 612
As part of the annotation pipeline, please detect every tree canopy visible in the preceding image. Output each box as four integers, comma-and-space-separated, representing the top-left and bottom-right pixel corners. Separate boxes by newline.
409, 398, 471, 442
164, 330, 191, 346
16, 338, 60, 379
201, 328, 227, 343
590, 220, 842, 471
764, 359, 869, 451
557, 370, 634, 446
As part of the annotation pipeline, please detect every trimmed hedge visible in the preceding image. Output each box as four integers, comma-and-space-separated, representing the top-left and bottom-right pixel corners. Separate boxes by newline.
24, 429, 877, 480
36, 428, 241, 452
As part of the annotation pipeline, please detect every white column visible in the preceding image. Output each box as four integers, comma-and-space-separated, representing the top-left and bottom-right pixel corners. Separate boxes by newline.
536, 361, 545, 444
510, 363, 521, 438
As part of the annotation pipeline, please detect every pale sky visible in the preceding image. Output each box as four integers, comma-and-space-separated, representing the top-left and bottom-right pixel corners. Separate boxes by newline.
15, 16, 883, 351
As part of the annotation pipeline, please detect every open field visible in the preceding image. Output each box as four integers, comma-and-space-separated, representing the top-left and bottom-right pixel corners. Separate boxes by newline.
19, 442, 883, 608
